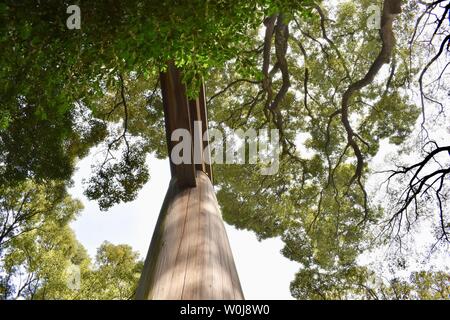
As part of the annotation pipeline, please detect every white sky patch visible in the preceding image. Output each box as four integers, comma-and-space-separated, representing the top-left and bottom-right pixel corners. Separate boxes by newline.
295, 132, 316, 159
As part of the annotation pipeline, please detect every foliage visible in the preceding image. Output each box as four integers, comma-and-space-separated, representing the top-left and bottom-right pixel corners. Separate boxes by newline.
290, 267, 450, 300
0, 180, 81, 251
0, 0, 314, 208
0, 181, 142, 300
207, 0, 424, 299
0, 0, 448, 299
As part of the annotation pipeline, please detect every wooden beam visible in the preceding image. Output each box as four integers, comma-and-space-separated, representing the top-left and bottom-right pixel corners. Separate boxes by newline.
160, 62, 213, 187
137, 63, 242, 300
198, 82, 213, 181
160, 62, 196, 188
136, 171, 244, 300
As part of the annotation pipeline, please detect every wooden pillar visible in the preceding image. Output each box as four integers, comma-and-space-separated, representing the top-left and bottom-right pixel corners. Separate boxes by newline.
136, 171, 244, 300
136, 62, 243, 300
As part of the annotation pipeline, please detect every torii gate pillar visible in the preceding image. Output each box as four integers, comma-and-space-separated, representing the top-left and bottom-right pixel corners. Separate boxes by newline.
136, 62, 244, 300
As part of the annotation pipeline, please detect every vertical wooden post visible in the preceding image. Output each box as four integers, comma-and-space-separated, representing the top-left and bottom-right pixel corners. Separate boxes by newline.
136, 171, 244, 299
136, 63, 243, 300
160, 62, 197, 188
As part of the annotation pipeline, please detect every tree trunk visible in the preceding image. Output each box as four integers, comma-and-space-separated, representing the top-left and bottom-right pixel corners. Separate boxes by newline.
136, 170, 244, 300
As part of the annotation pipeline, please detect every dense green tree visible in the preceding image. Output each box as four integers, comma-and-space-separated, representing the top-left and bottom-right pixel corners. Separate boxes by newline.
1, 0, 448, 299
0, 181, 142, 300
0, 0, 314, 205
32, 241, 143, 300
0, 104, 107, 186
208, 0, 426, 298
290, 267, 450, 300
0, 180, 81, 252
206, 0, 448, 298
68, 242, 143, 300
0, 180, 82, 299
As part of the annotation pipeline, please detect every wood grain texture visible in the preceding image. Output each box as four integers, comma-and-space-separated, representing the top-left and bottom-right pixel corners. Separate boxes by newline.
136, 171, 244, 300
160, 61, 196, 188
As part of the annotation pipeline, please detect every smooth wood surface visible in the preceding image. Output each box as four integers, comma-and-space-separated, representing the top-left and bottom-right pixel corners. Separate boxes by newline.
160, 62, 196, 188
160, 62, 213, 188
198, 82, 213, 181
136, 171, 244, 300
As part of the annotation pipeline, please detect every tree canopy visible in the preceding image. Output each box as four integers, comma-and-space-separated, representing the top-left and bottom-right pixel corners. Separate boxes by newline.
1, 0, 449, 299
0, 180, 142, 299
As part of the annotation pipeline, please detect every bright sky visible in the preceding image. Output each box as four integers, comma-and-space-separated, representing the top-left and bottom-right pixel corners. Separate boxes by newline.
69, 151, 299, 300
